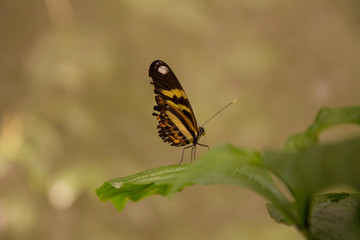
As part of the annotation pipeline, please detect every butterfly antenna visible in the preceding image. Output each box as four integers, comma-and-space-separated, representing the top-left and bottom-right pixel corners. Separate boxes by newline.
201, 98, 238, 127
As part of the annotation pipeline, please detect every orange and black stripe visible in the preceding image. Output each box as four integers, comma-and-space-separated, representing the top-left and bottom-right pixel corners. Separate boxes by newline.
149, 60, 208, 162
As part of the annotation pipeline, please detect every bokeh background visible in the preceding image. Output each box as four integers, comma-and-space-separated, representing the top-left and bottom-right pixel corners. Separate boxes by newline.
1, 0, 360, 239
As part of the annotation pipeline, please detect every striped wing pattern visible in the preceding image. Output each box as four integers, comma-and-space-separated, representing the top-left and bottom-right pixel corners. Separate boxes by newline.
149, 60, 200, 147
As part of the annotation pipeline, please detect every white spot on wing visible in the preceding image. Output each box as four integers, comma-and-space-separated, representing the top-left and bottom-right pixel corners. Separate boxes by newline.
158, 66, 169, 75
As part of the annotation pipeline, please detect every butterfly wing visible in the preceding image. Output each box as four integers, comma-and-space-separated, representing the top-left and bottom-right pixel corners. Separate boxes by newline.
149, 60, 200, 146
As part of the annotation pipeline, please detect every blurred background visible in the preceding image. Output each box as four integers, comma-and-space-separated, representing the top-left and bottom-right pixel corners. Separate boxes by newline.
0, 0, 359, 239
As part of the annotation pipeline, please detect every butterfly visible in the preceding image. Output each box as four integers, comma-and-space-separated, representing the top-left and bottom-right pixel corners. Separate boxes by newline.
149, 60, 209, 163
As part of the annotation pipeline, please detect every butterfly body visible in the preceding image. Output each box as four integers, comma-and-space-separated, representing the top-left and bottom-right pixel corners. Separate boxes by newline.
149, 60, 207, 161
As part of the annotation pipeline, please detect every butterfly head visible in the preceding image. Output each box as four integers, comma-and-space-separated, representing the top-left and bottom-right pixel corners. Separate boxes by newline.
199, 127, 206, 136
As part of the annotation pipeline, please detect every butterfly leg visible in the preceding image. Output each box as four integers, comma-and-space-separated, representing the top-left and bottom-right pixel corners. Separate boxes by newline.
190, 147, 193, 162
197, 143, 210, 151
179, 145, 193, 164
192, 145, 197, 162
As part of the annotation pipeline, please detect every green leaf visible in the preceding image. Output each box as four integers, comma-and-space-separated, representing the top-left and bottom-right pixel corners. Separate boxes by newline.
267, 202, 297, 226
267, 193, 360, 240
285, 106, 360, 151
96, 145, 298, 225
264, 136, 360, 195
171, 145, 299, 225
265, 106, 360, 237
264, 136, 360, 230
310, 193, 360, 240
95, 164, 189, 211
